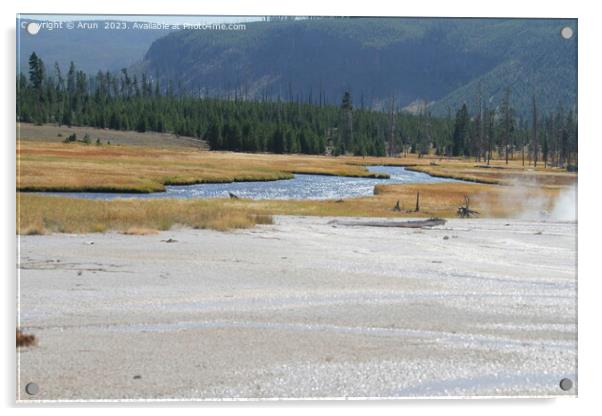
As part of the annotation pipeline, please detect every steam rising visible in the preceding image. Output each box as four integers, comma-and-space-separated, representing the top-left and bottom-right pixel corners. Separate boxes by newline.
549, 185, 577, 221
474, 180, 577, 222
515, 183, 577, 222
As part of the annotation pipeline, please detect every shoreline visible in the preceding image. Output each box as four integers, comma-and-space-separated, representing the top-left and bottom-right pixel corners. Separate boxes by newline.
18, 139, 576, 195
16, 169, 392, 195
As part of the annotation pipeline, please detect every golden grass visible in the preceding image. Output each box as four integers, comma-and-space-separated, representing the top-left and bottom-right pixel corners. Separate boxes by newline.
17, 140, 394, 193
16, 138, 577, 234
17, 140, 576, 193
403, 159, 576, 187
122, 226, 159, 235
18, 179, 565, 236
372, 182, 563, 217
17, 195, 273, 234
237, 182, 562, 219
19, 220, 48, 235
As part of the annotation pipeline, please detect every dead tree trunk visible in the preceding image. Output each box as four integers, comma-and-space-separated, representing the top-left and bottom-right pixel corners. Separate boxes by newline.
532, 94, 538, 168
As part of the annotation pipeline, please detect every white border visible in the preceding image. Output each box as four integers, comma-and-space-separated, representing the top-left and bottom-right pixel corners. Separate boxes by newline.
3, 0, 601, 414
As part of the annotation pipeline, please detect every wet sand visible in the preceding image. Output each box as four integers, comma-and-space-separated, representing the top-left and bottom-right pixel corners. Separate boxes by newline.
17, 216, 577, 400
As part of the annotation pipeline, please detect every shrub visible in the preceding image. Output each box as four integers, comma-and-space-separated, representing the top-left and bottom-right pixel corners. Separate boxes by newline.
16, 329, 36, 347
63, 133, 77, 143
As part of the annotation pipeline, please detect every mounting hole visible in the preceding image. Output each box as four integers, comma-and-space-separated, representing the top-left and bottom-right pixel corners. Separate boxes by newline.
560, 26, 574, 40
26, 22, 41, 35
559, 378, 573, 391
25, 382, 39, 395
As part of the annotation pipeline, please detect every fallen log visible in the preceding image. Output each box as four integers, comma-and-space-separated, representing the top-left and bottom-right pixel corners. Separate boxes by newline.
330, 218, 446, 228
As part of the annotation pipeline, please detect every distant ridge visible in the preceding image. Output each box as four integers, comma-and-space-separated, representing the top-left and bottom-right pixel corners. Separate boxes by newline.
139, 17, 576, 116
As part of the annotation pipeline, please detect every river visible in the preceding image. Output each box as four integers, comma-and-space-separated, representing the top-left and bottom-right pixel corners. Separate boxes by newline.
40, 166, 461, 200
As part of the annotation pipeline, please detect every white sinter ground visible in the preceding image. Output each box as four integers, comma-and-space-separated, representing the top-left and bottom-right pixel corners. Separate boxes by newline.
17, 216, 577, 400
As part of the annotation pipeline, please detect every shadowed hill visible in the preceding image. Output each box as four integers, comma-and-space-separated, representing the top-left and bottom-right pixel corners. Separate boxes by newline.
140, 17, 576, 116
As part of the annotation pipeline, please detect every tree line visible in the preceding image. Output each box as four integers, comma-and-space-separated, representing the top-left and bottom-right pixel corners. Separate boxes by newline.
18, 53, 577, 167
448, 86, 577, 168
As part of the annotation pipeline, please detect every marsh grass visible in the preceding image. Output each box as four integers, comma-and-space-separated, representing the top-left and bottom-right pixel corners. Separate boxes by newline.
18, 180, 564, 236
18, 140, 576, 194
17, 139, 576, 234
18, 195, 273, 234
232, 179, 564, 219
17, 141, 395, 193
122, 226, 159, 235
407, 162, 576, 187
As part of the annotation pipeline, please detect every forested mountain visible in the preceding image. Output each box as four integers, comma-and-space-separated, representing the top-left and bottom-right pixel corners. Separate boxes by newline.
139, 17, 577, 117
18, 55, 578, 167
18, 19, 171, 73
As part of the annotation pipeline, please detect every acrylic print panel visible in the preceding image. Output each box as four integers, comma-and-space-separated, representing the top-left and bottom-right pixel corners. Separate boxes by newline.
16, 14, 577, 401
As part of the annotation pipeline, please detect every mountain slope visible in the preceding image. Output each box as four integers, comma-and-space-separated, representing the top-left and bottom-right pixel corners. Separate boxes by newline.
18, 19, 171, 73
140, 17, 576, 116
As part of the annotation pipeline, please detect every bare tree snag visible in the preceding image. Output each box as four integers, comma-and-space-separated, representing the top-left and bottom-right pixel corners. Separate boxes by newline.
457, 195, 480, 218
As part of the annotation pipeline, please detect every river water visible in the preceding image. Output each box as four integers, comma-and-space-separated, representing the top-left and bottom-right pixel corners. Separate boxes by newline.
41, 166, 461, 200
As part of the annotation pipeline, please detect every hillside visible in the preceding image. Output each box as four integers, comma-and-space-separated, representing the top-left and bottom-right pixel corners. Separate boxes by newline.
18, 19, 171, 73
140, 17, 577, 116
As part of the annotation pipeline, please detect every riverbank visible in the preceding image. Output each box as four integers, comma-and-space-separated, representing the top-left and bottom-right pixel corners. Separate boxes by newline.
17, 216, 577, 400
17, 138, 576, 194
18, 195, 273, 234
17, 140, 390, 194
17, 135, 577, 234
18, 178, 572, 234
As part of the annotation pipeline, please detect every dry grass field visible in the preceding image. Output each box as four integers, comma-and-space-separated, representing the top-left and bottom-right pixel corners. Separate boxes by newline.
17, 140, 395, 193
408, 161, 577, 188
17, 139, 576, 193
17, 181, 567, 234
18, 195, 273, 234
18, 123, 209, 149
16, 126, 577, 234
227, 181, 564, 219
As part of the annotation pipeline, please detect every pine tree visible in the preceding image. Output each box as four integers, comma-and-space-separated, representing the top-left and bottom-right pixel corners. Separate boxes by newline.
16, 55, 575, 162
28, 52, 44, 90
452, 104, 469, 157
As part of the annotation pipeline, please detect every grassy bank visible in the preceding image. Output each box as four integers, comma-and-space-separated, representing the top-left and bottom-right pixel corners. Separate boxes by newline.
244, 182, 564, 218
18, 141, 393, 193
18, 179, 566, 235
405, 161, 576, 187
18, 139, 576, 194
18, 195, 272, 234
17, 138, 577, 234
